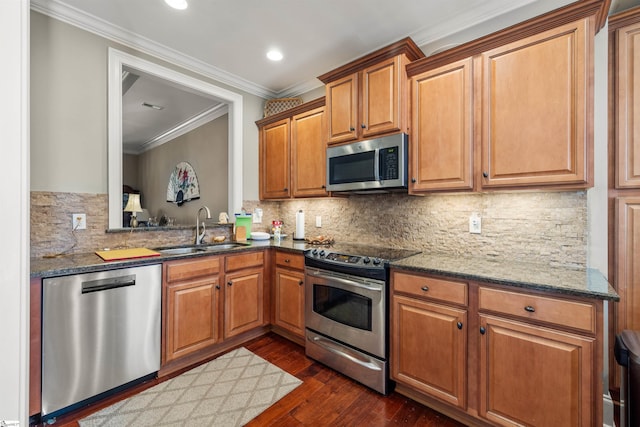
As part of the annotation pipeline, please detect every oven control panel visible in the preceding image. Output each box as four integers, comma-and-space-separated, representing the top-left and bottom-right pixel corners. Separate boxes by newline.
308, 249, 383, 267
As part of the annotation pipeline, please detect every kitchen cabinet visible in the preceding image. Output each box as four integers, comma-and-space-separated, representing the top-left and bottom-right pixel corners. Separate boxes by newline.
318, 37, 424, 145
613, 15, 640, 188
478, 18, 591, 189
407, 5, 598, 192
615, 197, 640, 332
273, 251, 305, 342
409, 57, 474, 192
257, 97, 328, 200
259, 118, 290, 199
478, 286, 596, 426
390, 267, 604, 426
391, 272, 468, 409
163, 256, 222, 363
224, 251, 266, 338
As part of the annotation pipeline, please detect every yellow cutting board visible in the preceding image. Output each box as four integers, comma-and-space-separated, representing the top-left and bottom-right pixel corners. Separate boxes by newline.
95, 247, 161, 261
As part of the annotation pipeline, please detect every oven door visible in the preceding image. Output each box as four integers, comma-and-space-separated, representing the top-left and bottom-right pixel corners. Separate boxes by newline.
305, 267, 385, 358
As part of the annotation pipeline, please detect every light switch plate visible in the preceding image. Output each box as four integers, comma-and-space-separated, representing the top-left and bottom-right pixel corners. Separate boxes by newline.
469, 213, 481, 234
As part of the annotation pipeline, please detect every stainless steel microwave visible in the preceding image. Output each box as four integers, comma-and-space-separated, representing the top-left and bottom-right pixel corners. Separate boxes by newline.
326, 133, 408, 192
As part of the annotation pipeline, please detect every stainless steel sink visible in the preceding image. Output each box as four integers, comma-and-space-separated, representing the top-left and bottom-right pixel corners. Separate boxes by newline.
157, 243, 249, 255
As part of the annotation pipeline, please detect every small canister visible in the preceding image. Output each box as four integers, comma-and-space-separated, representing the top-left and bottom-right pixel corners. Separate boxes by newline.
272, 220, 283, 240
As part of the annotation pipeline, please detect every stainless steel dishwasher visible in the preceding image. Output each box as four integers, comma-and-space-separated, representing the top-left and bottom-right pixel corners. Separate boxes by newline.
41, 264, 161, 418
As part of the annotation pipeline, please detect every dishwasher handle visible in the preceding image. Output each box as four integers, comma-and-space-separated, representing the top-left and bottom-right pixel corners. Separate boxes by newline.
82, 274, 136, 294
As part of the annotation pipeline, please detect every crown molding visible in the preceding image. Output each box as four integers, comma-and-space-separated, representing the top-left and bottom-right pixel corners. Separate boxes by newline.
30, 0, 278, 99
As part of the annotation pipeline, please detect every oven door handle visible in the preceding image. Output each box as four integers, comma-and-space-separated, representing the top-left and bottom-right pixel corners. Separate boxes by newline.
310, 335, 382, 372
307, 270, 382, 292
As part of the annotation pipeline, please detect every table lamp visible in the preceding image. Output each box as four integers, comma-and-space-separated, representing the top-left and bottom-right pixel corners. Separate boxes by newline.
123, 193, 143, 228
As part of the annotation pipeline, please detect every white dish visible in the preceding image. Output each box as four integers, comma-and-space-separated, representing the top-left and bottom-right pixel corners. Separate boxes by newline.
250, 232, 270, 240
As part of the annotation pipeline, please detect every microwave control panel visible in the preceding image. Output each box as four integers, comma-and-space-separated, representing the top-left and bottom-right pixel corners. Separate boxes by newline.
379, 147, 399, 180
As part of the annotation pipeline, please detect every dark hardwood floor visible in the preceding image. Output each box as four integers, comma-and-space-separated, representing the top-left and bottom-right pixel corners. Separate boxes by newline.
37, 333, 465, 426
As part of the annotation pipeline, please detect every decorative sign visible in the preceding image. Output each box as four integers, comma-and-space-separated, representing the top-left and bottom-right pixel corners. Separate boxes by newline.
166, 161, 200, 206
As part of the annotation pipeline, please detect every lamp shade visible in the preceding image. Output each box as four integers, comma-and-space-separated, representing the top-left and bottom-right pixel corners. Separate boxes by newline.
123, 193, 143, 213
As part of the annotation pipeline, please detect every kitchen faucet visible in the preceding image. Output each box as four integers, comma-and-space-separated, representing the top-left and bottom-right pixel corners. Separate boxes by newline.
195, 206, 212, 245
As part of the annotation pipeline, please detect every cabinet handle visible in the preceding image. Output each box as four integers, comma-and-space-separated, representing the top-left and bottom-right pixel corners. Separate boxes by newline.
457, 321, 463, 330
482, 171, 489, 178
421, 286, 429, 292
524, 305, 536, 313
480, 326, 486, 335
227, 281, 233, 286
299, 280, 304, 286
411, 178, 417, 183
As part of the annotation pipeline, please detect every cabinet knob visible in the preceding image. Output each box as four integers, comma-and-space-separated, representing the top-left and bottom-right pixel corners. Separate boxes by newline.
227, 281, 233, 286
322, 185, 326, 189
361, 123, 366, 129
457, 321, 463, 330
284, 187, 288, 192
285, 259, 290, 263
350, 127, 355, 132
480, 326, 486, 335
216, 285, 220, 290
482, 171, 489, 178
411, 178, 417, 183
524, 305, 536, 313
421, 286, 429, 292
299, 280, 304, 286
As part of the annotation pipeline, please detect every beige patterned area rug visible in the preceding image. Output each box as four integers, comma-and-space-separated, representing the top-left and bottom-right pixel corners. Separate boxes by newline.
79, 347, 302, 427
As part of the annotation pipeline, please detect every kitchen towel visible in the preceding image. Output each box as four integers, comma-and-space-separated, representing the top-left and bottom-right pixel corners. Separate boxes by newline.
295, 210, 305, 240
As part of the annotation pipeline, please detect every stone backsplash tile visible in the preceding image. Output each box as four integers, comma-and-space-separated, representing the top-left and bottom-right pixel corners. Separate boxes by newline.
30, 192, 233, 258
31, 191, 587, 267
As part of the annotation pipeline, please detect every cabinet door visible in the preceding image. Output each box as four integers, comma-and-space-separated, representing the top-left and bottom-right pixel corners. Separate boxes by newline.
166, 277, 220, 362
410, 58, 473, 192
291, 106, 328, 197
480, 19, 590, 189
326, 73, 358, 144
478, 314, 594, 426
616, 197, 640, 331
616, 21, 640, 188
274, 267, 305, 337
391, 295, 467, 408
224, 268, 265, 338
362, 56, 402, 138
260, 118, 290, 199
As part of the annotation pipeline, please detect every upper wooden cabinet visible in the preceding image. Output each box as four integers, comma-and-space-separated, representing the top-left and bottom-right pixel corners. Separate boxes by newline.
479, 19, 591, 189
612, 12, 640, 188
407, 2, 603, 192
319, 37, 424, 145
257, 98, 328, 200
409, 57, 474, 192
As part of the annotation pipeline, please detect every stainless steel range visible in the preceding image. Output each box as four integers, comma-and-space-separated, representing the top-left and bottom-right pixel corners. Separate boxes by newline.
304, 243, 419, 394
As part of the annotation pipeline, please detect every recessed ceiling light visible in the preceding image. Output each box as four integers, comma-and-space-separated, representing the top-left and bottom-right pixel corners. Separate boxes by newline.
164, 0, 188, 10
266, 50, 283, 61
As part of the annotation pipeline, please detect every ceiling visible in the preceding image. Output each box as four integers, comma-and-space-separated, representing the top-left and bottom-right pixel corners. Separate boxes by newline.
31, 0, 582, 150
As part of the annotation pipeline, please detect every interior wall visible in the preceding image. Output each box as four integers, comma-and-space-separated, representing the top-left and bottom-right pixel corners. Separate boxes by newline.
138, 115, 228, 225
122, 153, 139, 190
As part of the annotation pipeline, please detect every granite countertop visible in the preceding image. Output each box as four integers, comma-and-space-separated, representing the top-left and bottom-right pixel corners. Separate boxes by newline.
31, 240, 618, 302
390, 253, 619, 302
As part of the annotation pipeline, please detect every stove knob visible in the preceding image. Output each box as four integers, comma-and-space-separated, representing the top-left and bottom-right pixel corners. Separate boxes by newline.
373, 258, 381, 265
319, 250, 326, 257
312, 249, 318, 256
363, 257, 371, 264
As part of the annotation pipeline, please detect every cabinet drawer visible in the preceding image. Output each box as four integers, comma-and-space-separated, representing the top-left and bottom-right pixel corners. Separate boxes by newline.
392, 271, 468, 306
275, 251, 304, 270
478, 286, 596, 334
165, 256, 220, 283
225, 251, 264, 272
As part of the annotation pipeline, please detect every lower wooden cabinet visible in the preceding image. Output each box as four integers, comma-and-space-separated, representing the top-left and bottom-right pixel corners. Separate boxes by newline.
478, 314, 594, 426
224, 267, 265, 338
392, 295, 467, 408
272, 251, 305, 341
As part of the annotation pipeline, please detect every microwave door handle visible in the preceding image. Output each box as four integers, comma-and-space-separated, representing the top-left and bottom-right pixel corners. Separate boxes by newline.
374, 149, 380, 181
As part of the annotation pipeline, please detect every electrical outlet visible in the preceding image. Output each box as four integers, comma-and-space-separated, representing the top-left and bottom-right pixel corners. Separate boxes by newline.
73, 213, 86, 230
316, 216, 322, 227
469, 213, 481, 234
